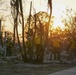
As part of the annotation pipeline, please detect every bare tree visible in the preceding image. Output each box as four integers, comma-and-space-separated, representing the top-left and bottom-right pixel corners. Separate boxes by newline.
63, 8, 76, 40
11, 0, 28, 62
44, 0, 52, 47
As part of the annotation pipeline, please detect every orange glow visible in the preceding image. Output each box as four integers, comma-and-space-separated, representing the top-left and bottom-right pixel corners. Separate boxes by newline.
0, 0, 76, 34
52, 19, 65, 30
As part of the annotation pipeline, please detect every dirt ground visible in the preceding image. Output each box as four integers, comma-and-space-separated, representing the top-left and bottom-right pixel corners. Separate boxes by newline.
0, 63, 76, 75
0, 48, 76, 75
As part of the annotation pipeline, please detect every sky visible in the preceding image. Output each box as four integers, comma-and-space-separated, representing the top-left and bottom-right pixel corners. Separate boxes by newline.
0, 0, 76, 34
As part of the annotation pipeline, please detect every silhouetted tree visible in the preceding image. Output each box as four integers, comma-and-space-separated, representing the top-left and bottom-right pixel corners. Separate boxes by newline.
63, 8, 76, 41
63, 8, 76, 58
11, 0, 28, 62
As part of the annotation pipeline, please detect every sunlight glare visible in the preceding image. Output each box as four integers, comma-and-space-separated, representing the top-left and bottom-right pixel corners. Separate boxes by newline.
53, 19, 65, 29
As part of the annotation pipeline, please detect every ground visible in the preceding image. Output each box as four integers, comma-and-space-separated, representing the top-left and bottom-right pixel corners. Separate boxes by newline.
0, 45, 76, 75
0, 63, 76, 75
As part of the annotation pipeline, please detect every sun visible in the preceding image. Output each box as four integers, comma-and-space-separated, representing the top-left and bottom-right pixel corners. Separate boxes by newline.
52, 19, 65, 30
